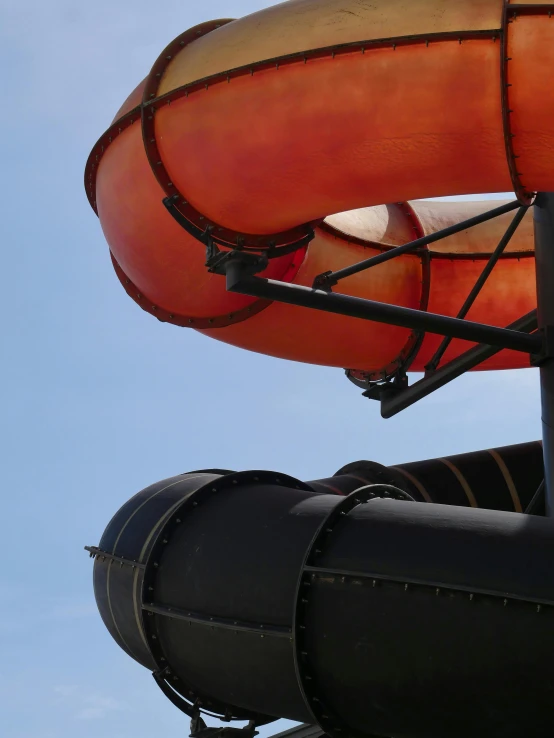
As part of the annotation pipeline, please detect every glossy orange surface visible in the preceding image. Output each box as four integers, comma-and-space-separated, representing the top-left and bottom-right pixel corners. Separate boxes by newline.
88, 0, 547, 377
156, 40, 511, 233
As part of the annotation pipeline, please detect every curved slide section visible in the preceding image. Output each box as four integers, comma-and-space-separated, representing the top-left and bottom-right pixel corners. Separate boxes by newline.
87, 441, 549, 738
86, 0, 550, 375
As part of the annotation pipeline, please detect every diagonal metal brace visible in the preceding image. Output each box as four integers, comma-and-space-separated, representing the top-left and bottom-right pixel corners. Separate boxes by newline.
379, 310, 538, 418
425, 205, 529, 372
313, 200, 521, 288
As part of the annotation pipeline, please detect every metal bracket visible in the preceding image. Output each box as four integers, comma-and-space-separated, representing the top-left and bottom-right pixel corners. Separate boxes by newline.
530, 326, 554, 367
163, 193, 315, 258
362, 372, 408, 402
163, 195, 214, 245
207, 249, 268, 277
190, 715, 258, 738
84, 545, 145, 570
206, 192, 543, 418
312, 270, 336, 290
377, 310, 538, 418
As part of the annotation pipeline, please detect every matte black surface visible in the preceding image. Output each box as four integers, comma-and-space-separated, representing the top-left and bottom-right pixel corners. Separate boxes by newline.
92, 472, 219, 670
154, 485, 320, 626
333, 441, 543, 512
308, 576, 554, 738
90, 438, 554, 737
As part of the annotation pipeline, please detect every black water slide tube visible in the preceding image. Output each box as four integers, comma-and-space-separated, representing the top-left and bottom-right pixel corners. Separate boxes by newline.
89, 441, 553, 738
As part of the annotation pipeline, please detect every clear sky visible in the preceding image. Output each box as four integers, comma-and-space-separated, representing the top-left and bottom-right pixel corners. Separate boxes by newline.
1, 1, 541, 737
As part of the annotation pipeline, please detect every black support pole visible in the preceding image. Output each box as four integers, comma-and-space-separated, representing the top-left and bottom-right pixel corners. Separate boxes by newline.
534, 194, 554, 516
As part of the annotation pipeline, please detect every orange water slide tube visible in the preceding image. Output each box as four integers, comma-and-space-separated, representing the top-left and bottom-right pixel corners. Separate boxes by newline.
86, 0, 550, 379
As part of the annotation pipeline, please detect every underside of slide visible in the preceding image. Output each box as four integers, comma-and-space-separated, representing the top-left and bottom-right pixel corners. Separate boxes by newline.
88, 441, 549, 738
85, 0, 554, 379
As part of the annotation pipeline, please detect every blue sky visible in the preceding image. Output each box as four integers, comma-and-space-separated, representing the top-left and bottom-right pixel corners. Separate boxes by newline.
0, 1, 541, 736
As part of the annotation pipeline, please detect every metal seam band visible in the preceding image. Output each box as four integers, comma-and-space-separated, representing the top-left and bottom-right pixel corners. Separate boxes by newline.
502, 2, 536, 204
302, 564, 554, 608
345, 201, 429, 383
506, 3, 554, 18
143, 602, 292, 638
438, 458, 478, 508
141, 470, 310, 724
140, 20, 315, 254
84, 25, 533, 336
86, 546, 145, 569
394, 201, 431, 376
85, 105, 140, 213
85, 28, 502, 221
292, 485, 414, 737
388, 466, 433, 503
319, 218, 534, 261
487, 448, 523, 512
139, 29, 499, 253
97, 476, 191, 663
110, 252, 276, 330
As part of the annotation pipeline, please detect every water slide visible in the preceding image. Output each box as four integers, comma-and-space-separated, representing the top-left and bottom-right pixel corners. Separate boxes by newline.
85, 0, 550, 378
89, 441, 548, 738
85, 1, 554, 736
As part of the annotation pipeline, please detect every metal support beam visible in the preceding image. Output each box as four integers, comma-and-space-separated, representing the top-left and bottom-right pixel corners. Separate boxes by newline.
226, 260, 542, 355
380, 311, 537, 418
534, 193, 554, 516
313, 200, 520, 288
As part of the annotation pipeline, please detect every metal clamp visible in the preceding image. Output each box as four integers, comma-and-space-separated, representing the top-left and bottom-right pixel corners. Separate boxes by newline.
205, 245, 268, 278
190, 713, 258, 738
84, 546, 145, 570
531, 326, 554, 367
360, 372, 408, 402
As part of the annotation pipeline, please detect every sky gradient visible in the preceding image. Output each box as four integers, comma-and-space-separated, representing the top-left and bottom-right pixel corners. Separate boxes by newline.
1, 1, 541, 736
